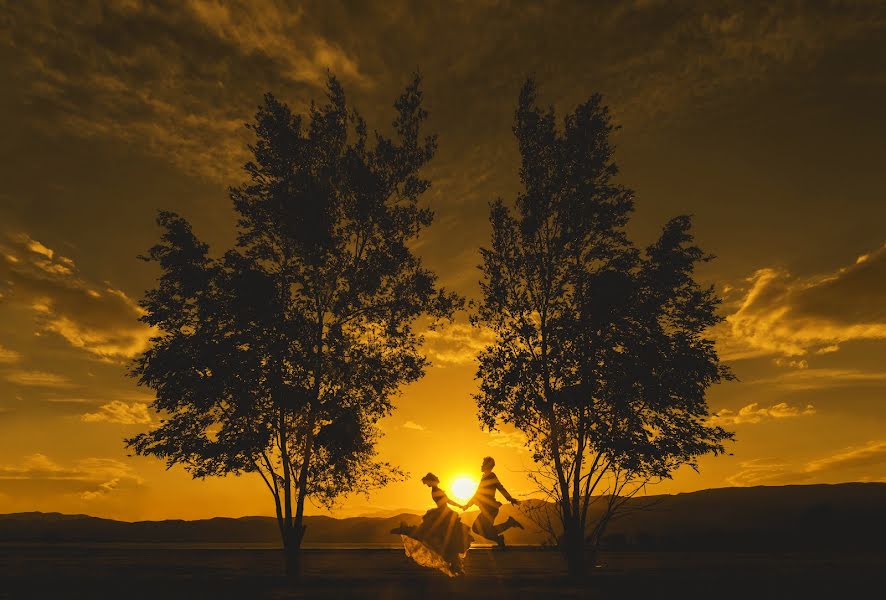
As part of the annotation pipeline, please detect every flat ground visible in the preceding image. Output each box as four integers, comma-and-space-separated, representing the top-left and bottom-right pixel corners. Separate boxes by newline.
0, 545, 883, 599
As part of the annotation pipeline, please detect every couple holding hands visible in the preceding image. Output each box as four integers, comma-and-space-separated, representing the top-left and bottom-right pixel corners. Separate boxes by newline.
391, 456, 524, 576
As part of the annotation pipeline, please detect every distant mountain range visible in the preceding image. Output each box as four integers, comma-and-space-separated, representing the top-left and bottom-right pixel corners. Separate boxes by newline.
2, 483, 884, 551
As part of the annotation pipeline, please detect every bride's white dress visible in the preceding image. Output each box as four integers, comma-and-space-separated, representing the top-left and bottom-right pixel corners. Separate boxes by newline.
392, 487, 473, 577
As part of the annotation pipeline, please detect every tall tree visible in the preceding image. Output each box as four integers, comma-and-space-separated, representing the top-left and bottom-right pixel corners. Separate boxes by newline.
127, 75, 460, 574
472, 79, 733, 575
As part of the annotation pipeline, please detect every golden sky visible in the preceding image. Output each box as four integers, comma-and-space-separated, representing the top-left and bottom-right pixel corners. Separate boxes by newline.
1, 1, 885, 521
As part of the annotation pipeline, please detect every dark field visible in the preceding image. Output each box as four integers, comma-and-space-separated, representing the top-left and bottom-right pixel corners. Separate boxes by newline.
1, 545, 883, 599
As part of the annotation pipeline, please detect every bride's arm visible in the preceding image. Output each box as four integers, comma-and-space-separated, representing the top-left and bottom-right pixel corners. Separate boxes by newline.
443, 491, 466, 509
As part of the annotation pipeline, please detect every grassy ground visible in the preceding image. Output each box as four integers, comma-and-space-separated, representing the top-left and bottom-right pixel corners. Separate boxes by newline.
1, 545, 883, 599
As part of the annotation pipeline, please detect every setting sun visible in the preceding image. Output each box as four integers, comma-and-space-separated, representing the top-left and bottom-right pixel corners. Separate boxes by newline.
449, 476, 478, 504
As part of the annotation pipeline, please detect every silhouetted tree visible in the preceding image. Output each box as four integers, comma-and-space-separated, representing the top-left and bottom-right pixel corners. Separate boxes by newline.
127, 75, 460, 575
472, 79, 733, 576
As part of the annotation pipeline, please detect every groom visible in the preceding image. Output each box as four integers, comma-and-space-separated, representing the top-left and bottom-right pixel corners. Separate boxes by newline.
463, 456, 523, 548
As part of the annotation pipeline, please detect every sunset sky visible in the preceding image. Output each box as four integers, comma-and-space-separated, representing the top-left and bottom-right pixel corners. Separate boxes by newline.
1, 1, 885, 521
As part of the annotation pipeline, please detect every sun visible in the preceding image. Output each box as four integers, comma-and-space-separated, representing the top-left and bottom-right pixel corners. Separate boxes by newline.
449, 476, 478, 504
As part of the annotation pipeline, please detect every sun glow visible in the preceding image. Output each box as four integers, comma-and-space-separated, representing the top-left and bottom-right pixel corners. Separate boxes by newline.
449, 476, 478, 504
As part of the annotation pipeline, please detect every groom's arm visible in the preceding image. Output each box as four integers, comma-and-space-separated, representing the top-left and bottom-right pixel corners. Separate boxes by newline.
493, 474, 519, 504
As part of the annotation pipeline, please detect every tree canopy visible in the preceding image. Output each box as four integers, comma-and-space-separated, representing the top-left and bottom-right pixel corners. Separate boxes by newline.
127, 75, 461, 567
472, 79, 733, 574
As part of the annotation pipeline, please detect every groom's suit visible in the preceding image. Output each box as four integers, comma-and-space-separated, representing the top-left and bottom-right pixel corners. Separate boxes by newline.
470, 471, 508, 541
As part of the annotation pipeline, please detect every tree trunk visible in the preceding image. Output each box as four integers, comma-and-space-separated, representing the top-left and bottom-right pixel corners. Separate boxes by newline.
282, 522, 307, 578
561, 519, 586, 578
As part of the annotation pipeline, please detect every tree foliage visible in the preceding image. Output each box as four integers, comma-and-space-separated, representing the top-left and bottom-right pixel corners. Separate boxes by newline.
472, 79, 733, 573
127, 75, 461, 560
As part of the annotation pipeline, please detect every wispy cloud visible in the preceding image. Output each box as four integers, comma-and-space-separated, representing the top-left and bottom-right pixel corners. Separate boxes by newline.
709, 402, 816, 426
538, 1, 886, 124
805, 440, 886, 474
3, 370, 76, 388
0, 453, 142, 501
79, 478, 125, 501
402, 420, 426, 431
747, 368, 886, 391
726, 458, 803, 487
0, 343, 21, 364
82, 400, 153, 425
43, 397, 92, 404
728, 440, 886, 486
1, 1, 370, 182
185, 0, 368, 87
773, 357, 808, 369
487, 429, 528, 452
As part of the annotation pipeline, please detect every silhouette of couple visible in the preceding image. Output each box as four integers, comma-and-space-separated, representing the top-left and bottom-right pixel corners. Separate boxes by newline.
391, 456, 523, 576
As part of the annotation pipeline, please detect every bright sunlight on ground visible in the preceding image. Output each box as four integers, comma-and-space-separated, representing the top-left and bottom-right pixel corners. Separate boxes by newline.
449, 476, 478, 504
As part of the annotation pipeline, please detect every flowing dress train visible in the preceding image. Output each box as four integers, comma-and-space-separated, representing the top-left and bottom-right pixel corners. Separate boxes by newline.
392, 487, 473, 577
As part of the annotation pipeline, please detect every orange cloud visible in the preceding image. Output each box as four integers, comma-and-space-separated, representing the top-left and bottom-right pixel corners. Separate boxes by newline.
422, 322, 495, 367
709, 402, 816, 426
718, 242, 886, 359
82, 400, 153, 425
0, 343, 21, 364
0, 232, 154, 361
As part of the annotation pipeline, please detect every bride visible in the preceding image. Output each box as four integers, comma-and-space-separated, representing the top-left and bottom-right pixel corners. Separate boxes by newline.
390, 473, 473, 576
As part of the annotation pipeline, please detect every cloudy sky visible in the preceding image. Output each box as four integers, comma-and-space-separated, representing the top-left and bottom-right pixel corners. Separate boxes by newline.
1, 0, 885, 520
